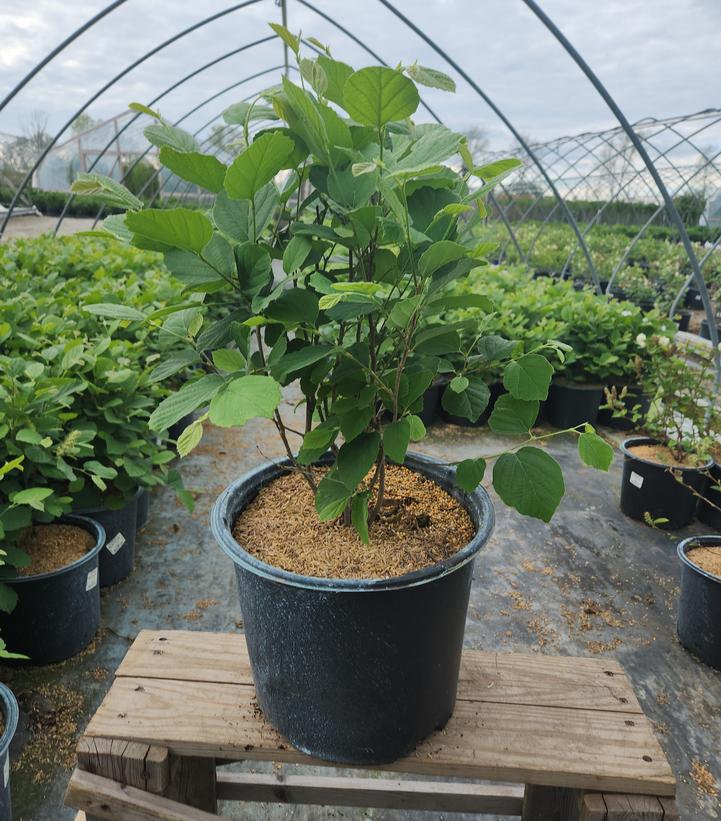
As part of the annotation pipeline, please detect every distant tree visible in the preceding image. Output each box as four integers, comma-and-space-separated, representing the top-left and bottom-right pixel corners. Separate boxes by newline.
71, 113, 101, 135
1, 111, 52, 174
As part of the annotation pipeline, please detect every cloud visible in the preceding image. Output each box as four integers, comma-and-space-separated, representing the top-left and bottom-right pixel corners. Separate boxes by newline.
0, 0, 718, 155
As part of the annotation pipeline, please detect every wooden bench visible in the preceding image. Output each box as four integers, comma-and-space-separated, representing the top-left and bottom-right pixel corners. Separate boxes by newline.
65, 629, 678, 820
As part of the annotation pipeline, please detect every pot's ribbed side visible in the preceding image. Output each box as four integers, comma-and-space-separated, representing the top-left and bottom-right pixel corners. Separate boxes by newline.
677, 536, 721, 670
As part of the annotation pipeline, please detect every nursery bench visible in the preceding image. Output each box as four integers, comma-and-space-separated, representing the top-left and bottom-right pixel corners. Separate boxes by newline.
65, 629, 678, 820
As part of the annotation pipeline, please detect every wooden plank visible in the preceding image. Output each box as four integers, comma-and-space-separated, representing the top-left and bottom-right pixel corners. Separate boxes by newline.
118, 631, 641, 714
65, 768, 219, 821
77, 736, 170, 795
165, 755, 216, 813
658, 797, 679, 820
84, 676, 675, 796
603, 793, 664, 820
215, 771, 524, 813
579, 793, 608, 821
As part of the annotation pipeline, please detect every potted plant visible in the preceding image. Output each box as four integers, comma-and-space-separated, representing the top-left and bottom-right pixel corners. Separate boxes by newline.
677, 535, 721, 670
74, 28, 613, 764
619, 335, 714, 529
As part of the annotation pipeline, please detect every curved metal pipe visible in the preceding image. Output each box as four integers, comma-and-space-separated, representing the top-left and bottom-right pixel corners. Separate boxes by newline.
0, 0, 264, 236
373, 0, 601, 292
522, 0, 719, 370
0, 1, 128, 114
52, 37, 275, 232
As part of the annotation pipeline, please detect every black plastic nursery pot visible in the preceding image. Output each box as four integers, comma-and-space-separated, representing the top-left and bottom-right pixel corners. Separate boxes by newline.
677, 536, 721, 670
619, 437, 712, 530
77, 493, 137, 587
0, 684, 18, 821
699, 318, 721, 341
418, 380, 444, 427
697, 461, 721, 530
440, 381, 504, 427
211, 452, 494, 765
545, 380, 603, 429
596, 383, 649, 432
0, 515, 105, 664
135, 486, 150, 531
674, 310, 691, 332
684, 287, 704, 310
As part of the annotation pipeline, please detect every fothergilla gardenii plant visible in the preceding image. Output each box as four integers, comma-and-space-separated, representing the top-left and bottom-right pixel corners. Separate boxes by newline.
73, 23, 613, 540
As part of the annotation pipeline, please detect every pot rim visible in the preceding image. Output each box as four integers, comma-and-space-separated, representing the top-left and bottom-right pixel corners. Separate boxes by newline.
211, 451, 495, 593
620, 436, 713, 473
0, 683, 18, 758
6, 513, 105, 585
678, 535, 721, 585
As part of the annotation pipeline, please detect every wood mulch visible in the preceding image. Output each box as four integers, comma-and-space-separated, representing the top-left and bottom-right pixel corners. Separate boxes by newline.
233, 465, 475, 580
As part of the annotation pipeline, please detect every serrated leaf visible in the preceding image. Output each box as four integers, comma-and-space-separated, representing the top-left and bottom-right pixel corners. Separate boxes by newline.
450, 375, 469, 394
159, 147, 227, 193
317, 55, 354, 107
343, 66, 420, 127
70, 173, 143, 211
456, 458, 486, 492
503, 354, 553, 401
578, 431, 614, 471
177, 418, 204, 457
408, 414, 426, 441
208, 375, 281, 427
269, 21, 300, 54
383, 418, 411, 463
212, 348, 246, 372
149, 374, 223, 432
224, 131, 294, 200
405, 64, 456, 92
126, 208, 213, 254
144, 121, 198, 152
492, 446, 564, 522
488, 395, 539, 434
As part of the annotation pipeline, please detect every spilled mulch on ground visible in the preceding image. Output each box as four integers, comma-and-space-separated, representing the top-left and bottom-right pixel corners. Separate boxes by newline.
233, 465, 475, 579
691, 759, 718, 797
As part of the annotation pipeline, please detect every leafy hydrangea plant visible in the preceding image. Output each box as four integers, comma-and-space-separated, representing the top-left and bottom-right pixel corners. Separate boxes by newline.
74, 25, 613, 541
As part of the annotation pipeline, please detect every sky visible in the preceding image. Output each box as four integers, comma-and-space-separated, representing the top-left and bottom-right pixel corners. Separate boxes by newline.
0, 0, 719, 152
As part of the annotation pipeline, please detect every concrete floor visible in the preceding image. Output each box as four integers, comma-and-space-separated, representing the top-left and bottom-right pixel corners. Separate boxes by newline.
3, 402, 721, 820
0, 215, 95, 240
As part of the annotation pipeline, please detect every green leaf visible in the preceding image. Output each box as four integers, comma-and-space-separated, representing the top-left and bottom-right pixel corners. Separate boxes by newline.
144, 121, 198, 152
177, 418, 204, 457
449, 375, 469, 393
265, 288, 319, 327
85, 461, 117, 479
336, 432, 380, 489
441, 376, 490, 422
12, 487, 53, 510
488, 395, 539, 434
298, 422, 339, 465
208, 375, 281, 427
351, 491, 370, 544
407, 414, 426, 441
83, 302, 146, 322
129, 101, 162, 119
300, 58, 328, 96
418, 241, 468, 277
70, 173, 143, 211
388, 295, 421, 329
343, 67, 420, 127
213, 186, 282, 243
425, 293, 493, 313
234, 242, 272, 299
405, 64, 456, 92
317, 56, 354, 107
578, 431, 614, 471
316, 475, 352, 522
158, 147, 227, 193
149, 374, 223, 432
492, 446, 565, 522
456, 458, 486, 492
390, 125, 462, 177
383, 418, 411, 463
503, 354, 553, 401
126, 208, 213, 254
212, 348, 246, 372
272, 343, 334, 382
224, 131, 294, 200
0, 584, 18, 615
282, 234, 312, 273
222, 100, 278, 125
269, 21, 300, 55
471, 158, 522, 184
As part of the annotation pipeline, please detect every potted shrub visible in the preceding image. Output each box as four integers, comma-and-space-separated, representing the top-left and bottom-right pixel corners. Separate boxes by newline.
677, 535, 721, 670
619, 335, 713, 529
74, 29, 613, 763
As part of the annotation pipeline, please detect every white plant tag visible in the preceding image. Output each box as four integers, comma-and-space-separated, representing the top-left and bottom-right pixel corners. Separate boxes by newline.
629, 471, 644, 489
86, 568, 98, 591
3, 755, 8, 787
106, 533, 126, 555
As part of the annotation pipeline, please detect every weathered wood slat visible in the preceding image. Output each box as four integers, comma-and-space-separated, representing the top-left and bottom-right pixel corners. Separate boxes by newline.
65, 769, 219, 821
215, 771, 524, 814
84, 675, 674, 796
118, 630, 641, 713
